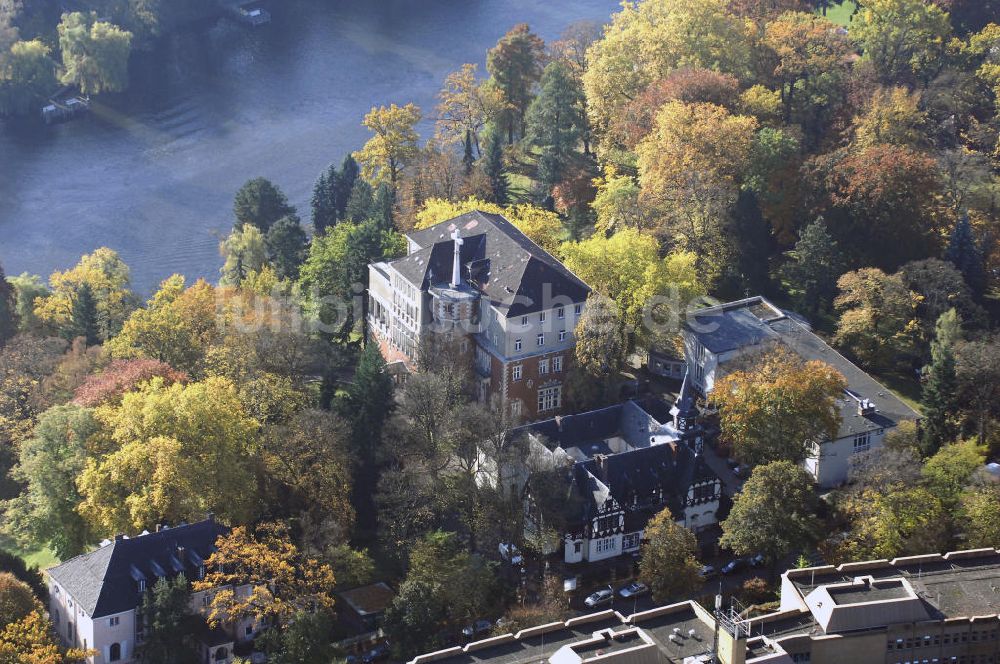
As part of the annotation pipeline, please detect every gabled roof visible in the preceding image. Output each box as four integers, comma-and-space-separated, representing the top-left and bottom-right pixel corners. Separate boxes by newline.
394, 211, 590, 317
47, 518, 228, 618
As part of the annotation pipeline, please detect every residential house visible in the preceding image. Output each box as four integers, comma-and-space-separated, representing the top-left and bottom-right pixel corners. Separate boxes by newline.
335, 582, 396, 635
47, 516, 258, 664
522, 383, 721, 565
368, 211, 591, 421
410, 547, 1000, 664
682, 296, 920, 488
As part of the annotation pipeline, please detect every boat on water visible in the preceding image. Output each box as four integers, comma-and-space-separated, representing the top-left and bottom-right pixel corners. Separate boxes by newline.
230, 3, 271, 26
40, 96, 91, 125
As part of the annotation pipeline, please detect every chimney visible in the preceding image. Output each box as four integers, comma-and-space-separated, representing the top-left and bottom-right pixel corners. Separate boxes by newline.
114, 533, 125, 542
450, 229, 463, 288
155, 524, 162, 533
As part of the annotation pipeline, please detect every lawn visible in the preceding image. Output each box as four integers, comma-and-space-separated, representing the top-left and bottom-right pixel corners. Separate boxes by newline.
821, 0, 857, 27
0, 533, 60, 570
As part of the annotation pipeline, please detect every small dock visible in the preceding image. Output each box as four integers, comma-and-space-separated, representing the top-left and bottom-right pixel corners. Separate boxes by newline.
41, 95, 90, 125
225, 1, 271, 26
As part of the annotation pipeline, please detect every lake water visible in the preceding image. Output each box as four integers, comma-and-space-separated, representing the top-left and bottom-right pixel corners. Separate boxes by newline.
0, 0, 617, 294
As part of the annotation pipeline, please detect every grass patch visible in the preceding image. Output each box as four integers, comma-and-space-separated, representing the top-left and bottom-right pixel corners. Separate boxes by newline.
0, 534, 60, 570
821, 0, 857, 27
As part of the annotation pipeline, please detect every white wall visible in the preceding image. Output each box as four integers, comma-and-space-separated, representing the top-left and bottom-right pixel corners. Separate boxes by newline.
809, 428, 888, 488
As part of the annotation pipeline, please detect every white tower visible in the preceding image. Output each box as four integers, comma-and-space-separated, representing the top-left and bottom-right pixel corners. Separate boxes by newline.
450, 229, 463, 288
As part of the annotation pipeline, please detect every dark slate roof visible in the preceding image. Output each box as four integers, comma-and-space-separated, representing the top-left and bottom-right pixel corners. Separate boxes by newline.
396, 211, 591, 318
686, 297, 920, 439
516, 398, 673, 453
47, 518, 228, 618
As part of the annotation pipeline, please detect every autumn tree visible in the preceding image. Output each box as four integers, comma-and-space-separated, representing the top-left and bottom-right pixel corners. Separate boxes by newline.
762, 11, 850, 125
0, 39, 57, 117
195, 522, 336, 631
850, 0, 952, 83
638, 507, 702, 602
583, 0, 750, 151
57, 12, 131, 94
34, 247, 136, 342
955, 336, 1000, 443
636, 101, 758, 279
720, 461, 821, 567
0, 609, 91, 663
219, 224, 268, 287
3, 404, 96, 558
354, 103, 421, 187
0, 572, 39, 629
921, 439, 986, 508
561, 229, 705, 341
833, 268, 919, 369
835, 486, 948, 561
108, 276, 220, 374
77, 377, 259, 533
435, 63, 506, 155
851, 86, 926, 148
485, 23, 546, 143
714, 347, 846, 465
570, 295, 627, 408
960, 481, 1000, 548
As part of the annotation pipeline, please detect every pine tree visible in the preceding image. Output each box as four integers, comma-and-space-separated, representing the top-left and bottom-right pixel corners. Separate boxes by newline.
524, 60, 586, 190
481, 132, 509, 205
463, 130, 475, 175
347, 342, 394, 535
372, 182, 396, 232
0, 262, 18, 349
337, 155, 361, 220
945, 213, 986, 298
783, 217, 841, 315
70, 283, 100, 345
310, 170, 333, 235
345, 179, 374, 222
921, 309, 961, 456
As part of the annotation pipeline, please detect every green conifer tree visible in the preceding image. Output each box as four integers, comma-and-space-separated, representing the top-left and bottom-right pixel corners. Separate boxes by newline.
921, 308, 962, 456
481, 132, 509, 205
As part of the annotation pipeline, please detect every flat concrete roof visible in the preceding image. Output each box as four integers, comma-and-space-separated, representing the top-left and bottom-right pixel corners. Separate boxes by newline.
431, 618, 626, 664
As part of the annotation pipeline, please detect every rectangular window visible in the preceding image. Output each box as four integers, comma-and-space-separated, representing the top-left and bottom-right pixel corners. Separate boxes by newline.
510, 400, 522, 417
574, 304, 582, 315
557, 307, 565, 319
539, 312, 546, 322
539, 359, 549, 375
559, 330, 567, 342
512, 365, 522, 380
553, 356, 563, 372
853, 432, 871, 454
538, 385, 561, 412
109, 617, 119, 627
521, 315, 528, 326
537, 333, 545, 346
623, 533, 641, 550
515, 338, 522, 351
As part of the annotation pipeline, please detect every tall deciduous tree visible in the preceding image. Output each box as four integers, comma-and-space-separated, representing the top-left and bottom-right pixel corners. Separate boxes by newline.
233, 177, 295, 233
435, 63, 506, 155
836, 486, 948, 561
833, 268, 919, 369
0, 39, 56, 116
57, 12, 131, 94
486, 23, 546, 143
195, 522, 336, 631
955, 336, 1000, 444
77, 377, 259, 533
3, 404, 96, 559
850, 0, 952, 83
713, 347, 846, 465
265, 215, 308, 281
354, 103, 422, 187
960, 482, 1000, 549
638, 507, 702, 601
720, 461, 821, 567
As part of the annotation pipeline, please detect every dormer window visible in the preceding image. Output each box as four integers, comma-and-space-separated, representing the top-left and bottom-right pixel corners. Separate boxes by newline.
138, 579, 146, 592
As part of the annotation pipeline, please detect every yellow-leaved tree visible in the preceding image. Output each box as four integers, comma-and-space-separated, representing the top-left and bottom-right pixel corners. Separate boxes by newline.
77, 376, 259, 534
354, 103, 422, 187
414, 197, 564, 256
194, 522, 336, 631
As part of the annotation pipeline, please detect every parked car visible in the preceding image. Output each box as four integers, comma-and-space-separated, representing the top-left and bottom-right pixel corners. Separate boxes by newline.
699, 564, 717, 579
462, 619, 493, 638
362, 642, 391, 664
498, 542, 524, 566
721, 559, 746, 575
618, 581, 649, 598
749, 553, 766, 568
584, 586, 614, 608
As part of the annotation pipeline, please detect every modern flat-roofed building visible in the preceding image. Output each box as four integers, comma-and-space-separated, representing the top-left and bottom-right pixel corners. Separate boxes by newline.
368, 211, 591, 421
682, 296, 921, 487
408, 547, 1000, 664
